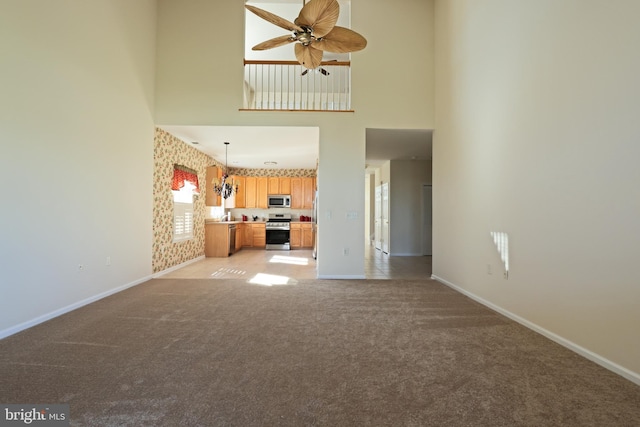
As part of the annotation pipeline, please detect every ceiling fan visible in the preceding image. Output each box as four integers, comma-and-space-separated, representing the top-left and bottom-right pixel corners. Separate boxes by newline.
245, 0, 367, 70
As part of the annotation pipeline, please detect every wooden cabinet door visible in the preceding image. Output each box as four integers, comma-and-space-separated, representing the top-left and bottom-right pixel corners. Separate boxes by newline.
252, 224, 266, 247
290, 223, 301, 248
303, 177, 314, 209
205, 224, 230, 257
279, 177, 291, 194
268, 177, 279, 194
235, 224, 244, 250
302, 224, 313, 248
245, 176, 257, 208
242, 223, 253, 247
291, 178, 303, 209
234, 176, 246, 208
257, 177, 268, 208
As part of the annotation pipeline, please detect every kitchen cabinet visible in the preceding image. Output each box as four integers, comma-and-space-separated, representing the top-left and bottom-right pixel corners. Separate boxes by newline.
303, 177, 314, 209
205, 223, 234, 257
291, 177, 315, 209
290, 223, 302, 248
279, 177, 291, 194
244, 177, 268, 208
242, 223, 253, 247
290, 223, 313, 248
242, 223, 265, 247
245, 177, 257, 208
291, 178, 303, 209
267, 177, 292, 195
205, 166, 223, 207
257, 177, 268, 208
226, 175, 245, 209
268, 177, 279, 194
302, 223, 314, 247
235, 223, 244, 250
252, 223, 266, 247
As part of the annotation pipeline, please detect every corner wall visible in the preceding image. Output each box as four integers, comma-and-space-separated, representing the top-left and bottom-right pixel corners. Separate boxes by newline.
153, 128, 215, 273
434, 0, 640, 380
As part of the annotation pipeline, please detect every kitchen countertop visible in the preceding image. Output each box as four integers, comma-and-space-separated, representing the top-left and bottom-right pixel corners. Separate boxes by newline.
205, 219, 266, 224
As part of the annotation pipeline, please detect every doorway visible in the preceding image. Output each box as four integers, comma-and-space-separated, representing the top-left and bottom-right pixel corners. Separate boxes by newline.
422, 184, 432, 256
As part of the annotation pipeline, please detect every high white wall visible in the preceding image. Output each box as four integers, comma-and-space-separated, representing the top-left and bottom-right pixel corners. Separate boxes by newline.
434, 0, 640, 381
155, 0, 435, 278
390, 160, 432, 256
0, 0, 157, 335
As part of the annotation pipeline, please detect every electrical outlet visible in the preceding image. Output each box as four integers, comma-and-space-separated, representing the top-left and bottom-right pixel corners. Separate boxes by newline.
106, 257, 111, 266
343, 247, 349, 256
487, 264, 492, 275
78, 264, 84, 271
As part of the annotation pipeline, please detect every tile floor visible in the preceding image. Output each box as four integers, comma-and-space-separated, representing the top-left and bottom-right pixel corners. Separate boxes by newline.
159, 245, 432, 281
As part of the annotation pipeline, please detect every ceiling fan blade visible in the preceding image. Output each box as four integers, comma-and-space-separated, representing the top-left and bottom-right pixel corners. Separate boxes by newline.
245, 5, 303, 33
295, 43, 324, 69
252, 35, 296, 51
313, 26, 367, 53
295, 0, 339, 38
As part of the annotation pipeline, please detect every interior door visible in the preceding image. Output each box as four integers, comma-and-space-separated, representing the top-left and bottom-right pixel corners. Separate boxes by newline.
374, 185, 382, 250
381, 182, 389, 254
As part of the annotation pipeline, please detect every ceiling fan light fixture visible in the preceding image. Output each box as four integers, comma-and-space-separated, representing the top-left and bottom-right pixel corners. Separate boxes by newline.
246, 0, 367, 70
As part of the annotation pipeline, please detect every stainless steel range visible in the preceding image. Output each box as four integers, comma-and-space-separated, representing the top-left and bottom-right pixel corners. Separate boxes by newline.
265, 213, 291, 250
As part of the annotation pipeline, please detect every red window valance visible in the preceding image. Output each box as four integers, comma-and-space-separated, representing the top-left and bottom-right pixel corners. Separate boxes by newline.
171, 165, 200, 193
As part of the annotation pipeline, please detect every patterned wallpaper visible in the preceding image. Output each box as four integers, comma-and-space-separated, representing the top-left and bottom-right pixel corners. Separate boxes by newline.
229, 168, 316, 177
153, 127, 216, 273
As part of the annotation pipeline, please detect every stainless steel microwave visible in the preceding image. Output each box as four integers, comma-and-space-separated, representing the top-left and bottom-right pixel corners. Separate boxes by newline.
267, 194, 291, 208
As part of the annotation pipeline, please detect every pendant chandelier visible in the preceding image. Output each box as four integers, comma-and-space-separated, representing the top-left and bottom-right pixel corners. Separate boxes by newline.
212, 142, 239, 199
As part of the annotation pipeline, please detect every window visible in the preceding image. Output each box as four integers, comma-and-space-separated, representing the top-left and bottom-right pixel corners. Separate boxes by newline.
173, 181, 196, 242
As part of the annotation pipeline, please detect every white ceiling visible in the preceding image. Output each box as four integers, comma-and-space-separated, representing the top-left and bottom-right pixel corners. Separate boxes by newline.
160, 125, 432, 171
160, 125, 320, 169
365, 128, 433, 168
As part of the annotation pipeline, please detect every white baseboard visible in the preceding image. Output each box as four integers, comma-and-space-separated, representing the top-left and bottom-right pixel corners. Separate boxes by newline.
390, 252, 424, 257
317, 274, 367, 279
431, 274, 640, 386
0, 275, 152, 341
152, 255, 206, 278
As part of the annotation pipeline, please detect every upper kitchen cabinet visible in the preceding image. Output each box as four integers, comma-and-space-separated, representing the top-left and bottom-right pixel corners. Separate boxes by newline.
279, 177, 291, 194
245, 176, 268, 208
205, 166, 223, 206
225, 175, 246, 208
268, 177, 279, 194
291, 177, 315, 209
257, 177, 268, 208
267, 177, 292, 195
245, 176, 257, 208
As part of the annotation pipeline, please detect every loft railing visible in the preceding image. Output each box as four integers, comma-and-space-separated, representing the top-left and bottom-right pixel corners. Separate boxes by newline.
242, 59, 353, 112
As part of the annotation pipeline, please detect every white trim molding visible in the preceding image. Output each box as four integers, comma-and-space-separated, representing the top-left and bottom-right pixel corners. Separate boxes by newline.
431, 274, 640, 386
0, 275, 152, 340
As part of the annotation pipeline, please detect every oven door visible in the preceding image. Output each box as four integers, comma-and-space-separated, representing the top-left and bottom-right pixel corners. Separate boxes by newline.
265, 227, 290, 250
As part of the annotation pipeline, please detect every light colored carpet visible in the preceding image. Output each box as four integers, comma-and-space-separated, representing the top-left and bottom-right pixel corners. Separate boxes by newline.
1, 278, 639, 426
